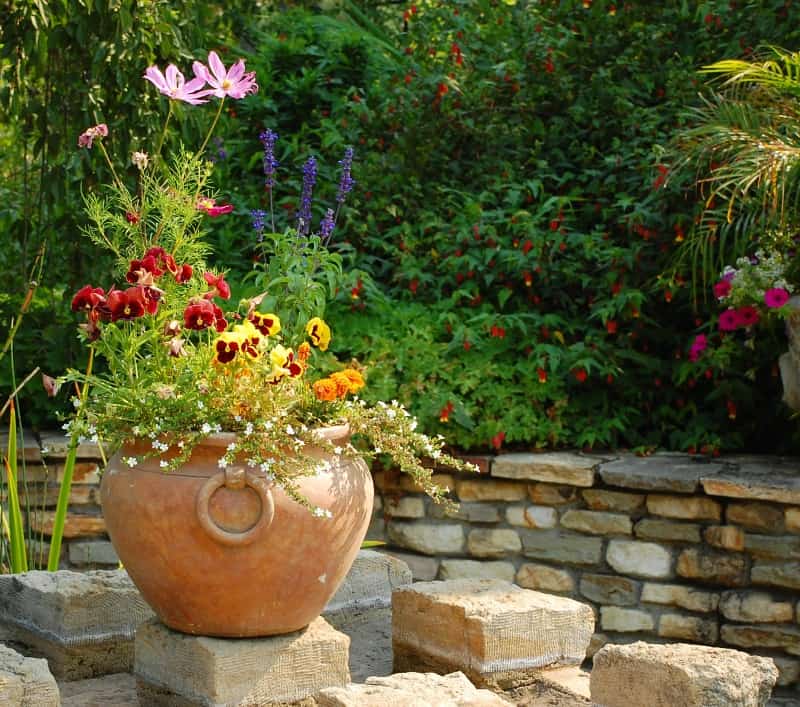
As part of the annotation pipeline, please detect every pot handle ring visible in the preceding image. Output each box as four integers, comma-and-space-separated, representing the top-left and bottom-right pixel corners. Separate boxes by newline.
195, 466, 275, 546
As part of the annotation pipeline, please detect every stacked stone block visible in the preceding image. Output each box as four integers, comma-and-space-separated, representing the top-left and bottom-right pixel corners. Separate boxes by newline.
373, 451, 800, 692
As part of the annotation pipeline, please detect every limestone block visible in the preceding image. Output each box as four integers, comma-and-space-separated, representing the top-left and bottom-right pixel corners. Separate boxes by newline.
727, 502, 785, 532
704, 525, 745, 551
467, 529, 521, 558
0, 431, 43, 463
431, 502, 502, 523
676, 547, 748, 587
455, 479, 527, 502
719, 591, 794, 624
701, 461, 800, 505
379, 550, 439, 581
634, 518, 702, 543
0, 644, 59, 707
491, 452, 597, 487
606, 540, 673, 579
515, 563, 575, 593
579, 574, 640, 606
317, 671, 509, 706
384, 497, 425, 518
0, 569, 153, 679
67, 541, 119, 566
506, 505, 558, 529
135, 617, 349, 706
324, 549, 412, 616
772, 656, 800, 687
599, 606, 654, 633
744, 533, 800, 560
751, 561, 800, 590
38, 433, 101, 460
520, 530, 603, 566
720, 624, 800, 651
392, 579, 594, 688
28, 511, 106, 539
439, 559, 516, 583
646, 494, 722, 521
640, 583, 719, 613
599, 454, 719, 493
58, 673, 138, 706
658, 613, 719, 643
528, 483, 578, 505
387, 521, 464, 555
586, 633, 609, 659
786, 507, 800, 533
590, 641, 778, 707
582, 489, 645, 513
560, 510, 632, 536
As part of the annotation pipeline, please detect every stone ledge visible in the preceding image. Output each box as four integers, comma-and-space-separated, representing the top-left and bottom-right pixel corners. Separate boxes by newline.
702, 461, 800, 505
599, 453, 722, 493
491, 452, 599, 487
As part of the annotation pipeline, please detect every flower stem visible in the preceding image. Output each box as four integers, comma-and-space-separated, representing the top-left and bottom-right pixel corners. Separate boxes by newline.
197, 98, 225, 159
154, 101, 174, 163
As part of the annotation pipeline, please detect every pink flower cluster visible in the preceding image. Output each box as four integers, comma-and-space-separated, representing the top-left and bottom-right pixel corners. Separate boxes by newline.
144, 51, 257, 105
78, 124, 108, 149
718, 306, 759, 331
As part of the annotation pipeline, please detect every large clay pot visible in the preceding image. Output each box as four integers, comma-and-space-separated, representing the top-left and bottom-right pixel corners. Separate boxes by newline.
100, 424, 373, 637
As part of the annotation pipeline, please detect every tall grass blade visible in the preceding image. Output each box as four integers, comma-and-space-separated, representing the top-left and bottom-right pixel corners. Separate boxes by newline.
5, 402, 28, 573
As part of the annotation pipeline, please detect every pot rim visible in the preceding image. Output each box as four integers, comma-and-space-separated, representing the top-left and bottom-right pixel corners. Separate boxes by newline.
197, 422, 351, 448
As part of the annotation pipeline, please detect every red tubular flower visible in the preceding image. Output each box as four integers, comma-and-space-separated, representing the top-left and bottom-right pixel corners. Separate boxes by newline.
490, 324, 506, 339
537, 368, 547, 383
439, 401, 454, 423
71, 285, 106, 312
574, 368, 588, 383
203, 272, 231, 300
183, 299, 217, 330
491, 431, 506, 450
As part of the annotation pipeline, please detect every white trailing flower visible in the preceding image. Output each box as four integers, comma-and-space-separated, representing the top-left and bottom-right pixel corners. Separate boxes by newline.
124, 456, 138, 468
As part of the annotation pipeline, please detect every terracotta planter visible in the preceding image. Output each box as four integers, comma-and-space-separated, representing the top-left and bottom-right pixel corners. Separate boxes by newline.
100, 424, 373, 637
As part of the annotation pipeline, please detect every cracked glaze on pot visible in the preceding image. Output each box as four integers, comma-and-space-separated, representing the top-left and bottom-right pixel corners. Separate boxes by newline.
100, 424, 373, 637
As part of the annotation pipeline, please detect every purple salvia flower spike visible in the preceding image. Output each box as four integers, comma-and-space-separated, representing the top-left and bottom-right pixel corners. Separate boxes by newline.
320, 208, 335, 244
259, 129, 279, 189
336, 147, 355, 204
296, 156, 317, 236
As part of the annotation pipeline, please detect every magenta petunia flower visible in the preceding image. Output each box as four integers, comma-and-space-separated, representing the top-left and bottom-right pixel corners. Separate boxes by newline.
764, 287, 790, 309
712, 281, 731, 299
718, 309, 741, 332
144, 64, 210, 105
737, 305, 760, 328
689, 334, 708, 361
193, 51, 258, 100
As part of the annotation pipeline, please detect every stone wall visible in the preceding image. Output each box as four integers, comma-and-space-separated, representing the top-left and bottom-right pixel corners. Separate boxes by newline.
3, 433, 115, 570
368, 451, 800, 691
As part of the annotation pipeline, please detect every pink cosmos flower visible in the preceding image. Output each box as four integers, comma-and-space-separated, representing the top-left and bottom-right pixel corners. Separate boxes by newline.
193, 51, 258, 99
718, 309, 741, 332
144, 64, 210, 105
78, 124, 108, 149
712, 280, 731, 300
764, 287, 790, 309
737, 305, 760, 328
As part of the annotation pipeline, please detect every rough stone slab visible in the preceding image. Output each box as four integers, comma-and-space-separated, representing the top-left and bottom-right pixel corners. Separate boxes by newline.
745, 534, 800, 560
751, 561, 800, 590
599, 607, 654, 633
135, 616, 349, 706
28, 512, 106, 539
640, 583, 719, 613
772, 656, 800, 687
528, 483, 579, 506
491, 452, 597, 487
606, 540, 673, 579
0, 570, 153, 679
579, 574, 640, 606
317, 671, 510, 706
590, 641, 778, 707
384, 497, 425, 518
516, 563, 575, 594
560, 510, 632, 536
467, 529, 522, 558
520, 530, 603, 566
599, 454, 721, 493
0, 644, 59, 707
658, 613, 719, 643
455, 479, 527, 502
701, 461, 800, 505
378, 550, 439, 581
728, 503, 786, 532
37, 433, 101, 460
676, 548, 748, 587
324, 549, 411, 616
634, 518, 702, 543
374, 471, 454, 494
705, 525, 746, 552
439, 559, 516, 583
581, 489, 645, 514
59, 673, 138, 706
67, 541, 119, 567
387, 521, 464, 555
646, 494, 722, 521
0, 431, 43, 462
392, 579, 594, 688
719, 591, 795, 624
721, 624, 800, 651
431, 502, 503, 523
506, 505, 558, 529
786, 507, 800, 533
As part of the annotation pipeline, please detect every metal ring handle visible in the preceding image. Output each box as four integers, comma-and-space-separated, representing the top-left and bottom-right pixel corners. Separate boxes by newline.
195, 466, 275, 546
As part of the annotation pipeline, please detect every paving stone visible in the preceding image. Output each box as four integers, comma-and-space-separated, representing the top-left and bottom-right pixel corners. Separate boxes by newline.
439, 559, 516, 583
719, 591, 795, 624
467, 529, 522, 558
646, 494, 722, 521
379, 550, 439, 581
705, 525, 746, 552
0, 569, 153, 680
59, 673, 138, 706
387, 521, 464, 555
786, 507, 800, 533
455, 479, 528, 502
634, 518, 702, 543
728, 503, 786, 532
384, 497, 425, 518
324, 550, 412, 616
606, 540, 673, 579
135, 616, 349, 706
599, 606, 654, 633
520, 530, 604, 566
581, 489, 645, 514
317, 671, 509, 706
721, 624, 800, 652
658, 613, 719, 643
392, 579, 594, 689
599, 454, 721, 493
744, 534, 800, 560
430, 502, 503, 523
528, 483, 579, 506
515, 563, 575, 593
702, 461, 800, 505
676, 548, 748, 587
67, 541, 119, 567
0, 644, 59, 707
590, 641, 778, 707
751, 561, 800, 590
506, 505, 558, 529
579, 574, 640, 606
492, 452, 597, 487
561, 510, 632, 536
640, 583, 719, 613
